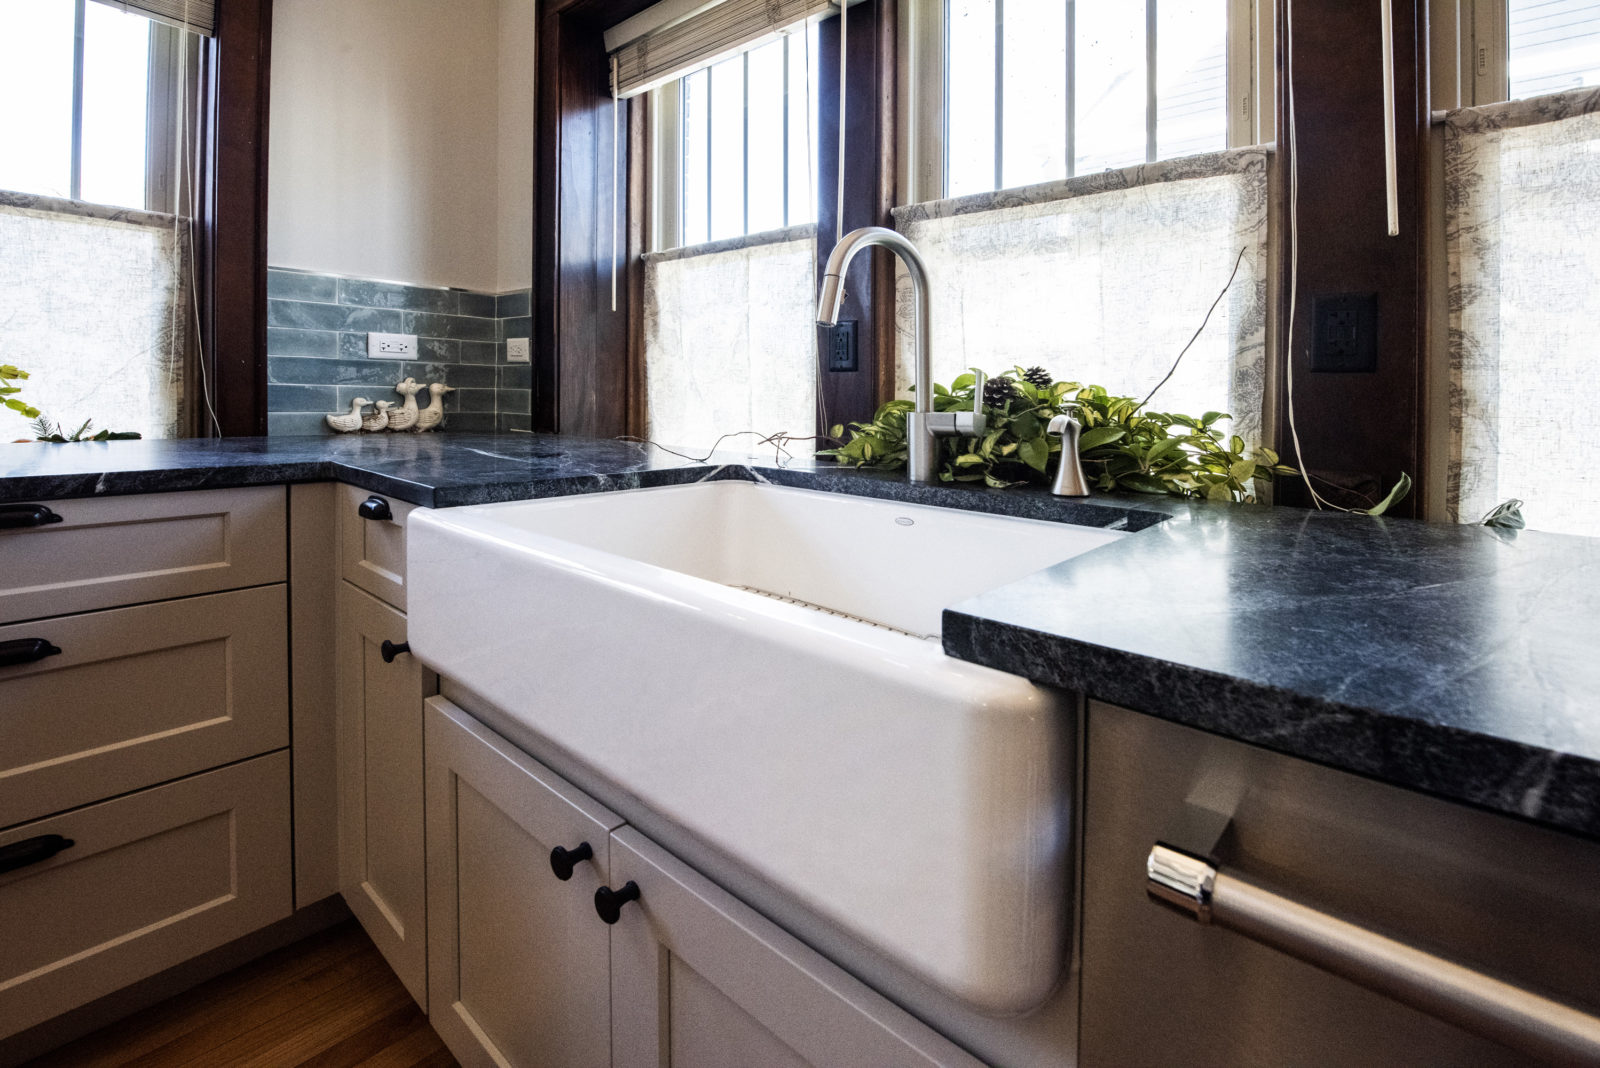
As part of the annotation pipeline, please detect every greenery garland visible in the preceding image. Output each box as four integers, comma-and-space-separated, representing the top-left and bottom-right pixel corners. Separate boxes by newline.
821, 366, 1297, 504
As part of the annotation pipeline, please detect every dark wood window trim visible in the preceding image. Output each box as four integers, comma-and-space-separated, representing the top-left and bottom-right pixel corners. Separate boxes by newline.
1272, 0, 1429, 516
816, 0, 897, 436
198, 0, 273, 437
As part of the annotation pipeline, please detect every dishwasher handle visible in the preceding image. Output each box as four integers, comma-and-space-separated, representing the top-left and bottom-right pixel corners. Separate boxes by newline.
1147, 843, 1600, 1066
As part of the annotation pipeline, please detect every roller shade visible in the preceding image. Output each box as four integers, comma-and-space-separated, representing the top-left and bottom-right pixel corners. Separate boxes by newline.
607, 0, 835, 99
93, 0, 214, 37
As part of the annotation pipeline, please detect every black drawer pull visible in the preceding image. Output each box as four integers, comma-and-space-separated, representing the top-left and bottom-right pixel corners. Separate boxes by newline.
358, 495, 393, 522
0, 834, 75, 875
550, 842, 593, 881
0, 638, 62, 668
380, 640, 410, 664
0, 504, 64, 529
594, 881, 641, 925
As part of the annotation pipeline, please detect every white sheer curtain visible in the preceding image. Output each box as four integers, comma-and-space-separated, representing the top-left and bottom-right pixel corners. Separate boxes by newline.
1, 192, 189, 441
642, 227, 817, 451
892, 147, 1271, 447
1445, 88, 1600, 537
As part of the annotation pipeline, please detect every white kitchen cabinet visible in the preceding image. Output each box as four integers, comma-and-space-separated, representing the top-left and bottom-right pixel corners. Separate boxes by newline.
0, 751, 292, 1040
608, 827, 984, 1068
425, 698, 623, 1068
424, 696, 982, 1068
338, 484, 415, 611
336, 581, 433, 1008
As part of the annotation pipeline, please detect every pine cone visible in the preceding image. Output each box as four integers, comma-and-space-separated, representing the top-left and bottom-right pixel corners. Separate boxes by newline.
1022, 366, 1053, 389
983, 377, 1017, 407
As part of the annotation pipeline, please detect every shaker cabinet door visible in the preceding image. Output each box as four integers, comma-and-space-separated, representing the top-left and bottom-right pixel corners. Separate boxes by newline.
425, 698, 622, 1068
337, 582, 432, 1008
608, 827, 983, 1068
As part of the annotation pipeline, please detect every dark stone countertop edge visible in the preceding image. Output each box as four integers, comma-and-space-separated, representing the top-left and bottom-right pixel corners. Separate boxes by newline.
942, 611, 1600, 842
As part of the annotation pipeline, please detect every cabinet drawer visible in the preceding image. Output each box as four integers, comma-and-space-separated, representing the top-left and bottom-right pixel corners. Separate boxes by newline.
0, 487, 286, 625
0, 585, 289, 828
0, 751, 292, 1040
338, 484, 415, 611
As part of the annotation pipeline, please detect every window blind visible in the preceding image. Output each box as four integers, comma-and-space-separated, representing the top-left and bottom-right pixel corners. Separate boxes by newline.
607, 0, 835, 99
93, 0, 213, 37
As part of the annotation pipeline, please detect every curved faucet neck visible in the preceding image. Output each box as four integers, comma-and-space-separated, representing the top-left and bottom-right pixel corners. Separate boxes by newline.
817, 226, 933, 414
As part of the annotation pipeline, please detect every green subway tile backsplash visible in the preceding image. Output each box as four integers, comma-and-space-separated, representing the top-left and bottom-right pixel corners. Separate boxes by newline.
265, 267, 533, 435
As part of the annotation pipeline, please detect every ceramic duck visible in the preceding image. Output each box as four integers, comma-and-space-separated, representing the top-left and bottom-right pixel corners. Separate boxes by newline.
414, 383, 455, 432
326, 397, 372, 434
386, 378, 423, 432
361, 400, 393, 432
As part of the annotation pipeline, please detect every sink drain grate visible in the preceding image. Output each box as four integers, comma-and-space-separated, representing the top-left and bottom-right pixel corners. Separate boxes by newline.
728, 585, 926, 639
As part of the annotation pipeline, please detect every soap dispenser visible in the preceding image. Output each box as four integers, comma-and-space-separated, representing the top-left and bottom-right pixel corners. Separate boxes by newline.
1047, 415, 1091, 497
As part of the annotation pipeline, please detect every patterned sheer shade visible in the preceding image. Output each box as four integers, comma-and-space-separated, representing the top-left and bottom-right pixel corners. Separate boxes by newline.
891, 147, 1272, 449
643, 228, 818, 451
1445, 89, 1600, 537
0, 193, 189, 441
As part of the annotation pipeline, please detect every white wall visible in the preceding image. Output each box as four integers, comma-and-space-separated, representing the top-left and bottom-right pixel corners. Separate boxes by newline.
268, 0, 535, 293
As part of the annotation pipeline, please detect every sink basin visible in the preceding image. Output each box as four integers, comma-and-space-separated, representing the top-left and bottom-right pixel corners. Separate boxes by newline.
407, 480, 1125, 1012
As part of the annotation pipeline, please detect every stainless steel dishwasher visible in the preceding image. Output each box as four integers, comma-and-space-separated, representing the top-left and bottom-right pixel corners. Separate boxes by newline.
1080, 700, 1600, 1067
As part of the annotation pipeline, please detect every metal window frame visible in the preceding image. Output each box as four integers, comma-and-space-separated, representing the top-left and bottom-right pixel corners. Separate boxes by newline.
900, 0, 1271, 204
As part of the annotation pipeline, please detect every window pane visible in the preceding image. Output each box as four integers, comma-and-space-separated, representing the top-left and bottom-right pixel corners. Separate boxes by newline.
682, 68, 710, 246
0, 0, 76, 199
1001, 0, 1067, 188
747, 41, 785, 233
1075, 0, 1148, 173
785, 27, 818, 227
81, 2, 151, 209
947, 0, 997, 196
708, 56, 746, 241
1156, 0, 1227, 159
1509, 0, 1600, 99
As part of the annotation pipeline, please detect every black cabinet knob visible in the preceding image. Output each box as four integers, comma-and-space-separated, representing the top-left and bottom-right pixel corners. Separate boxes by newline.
0, 638, 62, 668
550, 841, 594, 881
594, 881, 641, 925
358, 495, 393, 521
0, 503, 64, 529
380, 640, 410, 664
0, 834, 75, 875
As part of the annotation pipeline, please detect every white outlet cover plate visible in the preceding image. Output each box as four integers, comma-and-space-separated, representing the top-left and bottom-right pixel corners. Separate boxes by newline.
368, 332, 418, 359
506, 337, 531, 363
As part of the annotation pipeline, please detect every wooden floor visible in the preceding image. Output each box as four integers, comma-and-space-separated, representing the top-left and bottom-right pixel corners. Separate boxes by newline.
27, 922, 456, 1068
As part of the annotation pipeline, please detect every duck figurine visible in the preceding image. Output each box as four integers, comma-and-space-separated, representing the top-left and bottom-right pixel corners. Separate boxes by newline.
413, 382, 455, 432
326, 397, 372, 434
386, 378, 423, 432
360, 400, 393, 432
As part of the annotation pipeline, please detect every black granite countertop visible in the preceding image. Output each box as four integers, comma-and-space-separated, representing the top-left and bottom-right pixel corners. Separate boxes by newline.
4, 433, 1598, 842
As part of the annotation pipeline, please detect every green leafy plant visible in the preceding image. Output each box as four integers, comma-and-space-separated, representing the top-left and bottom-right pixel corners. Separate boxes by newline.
29, 416, 142, 443
2, 364, 40, 420
821, 366, 1296, 504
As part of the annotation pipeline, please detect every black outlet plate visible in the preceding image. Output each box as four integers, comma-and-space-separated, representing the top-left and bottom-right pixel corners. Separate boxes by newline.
1311, 293, 1379, 373
826, 321, 858, 372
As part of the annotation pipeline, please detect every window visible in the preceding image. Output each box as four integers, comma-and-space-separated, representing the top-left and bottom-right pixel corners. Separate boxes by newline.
0, 0, 183, 212
1437, 0, 1600, 106
651, 25, 821, 250
923, 0, 1269, 200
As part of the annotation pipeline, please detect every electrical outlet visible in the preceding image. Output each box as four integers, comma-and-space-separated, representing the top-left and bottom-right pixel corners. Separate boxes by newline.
368, 332, 418, 359
826, 321, 858, 372
1311, 294, 1378, 373
506, 337, 531, 363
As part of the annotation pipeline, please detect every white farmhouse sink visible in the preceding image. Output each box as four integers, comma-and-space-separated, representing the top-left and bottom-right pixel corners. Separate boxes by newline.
407, 480, 1124, 1013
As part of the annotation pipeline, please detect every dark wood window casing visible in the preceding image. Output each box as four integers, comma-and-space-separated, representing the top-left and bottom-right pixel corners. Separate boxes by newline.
198, 0, 274, 437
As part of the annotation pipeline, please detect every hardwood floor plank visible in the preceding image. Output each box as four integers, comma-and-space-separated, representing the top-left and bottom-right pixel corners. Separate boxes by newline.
27, 925, 370, 1068
23, 921, 455, 1068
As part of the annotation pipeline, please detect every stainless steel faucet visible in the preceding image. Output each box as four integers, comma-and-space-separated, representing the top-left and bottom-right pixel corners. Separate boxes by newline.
1047, 414, 1091, 497
816, 227, 985, 482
